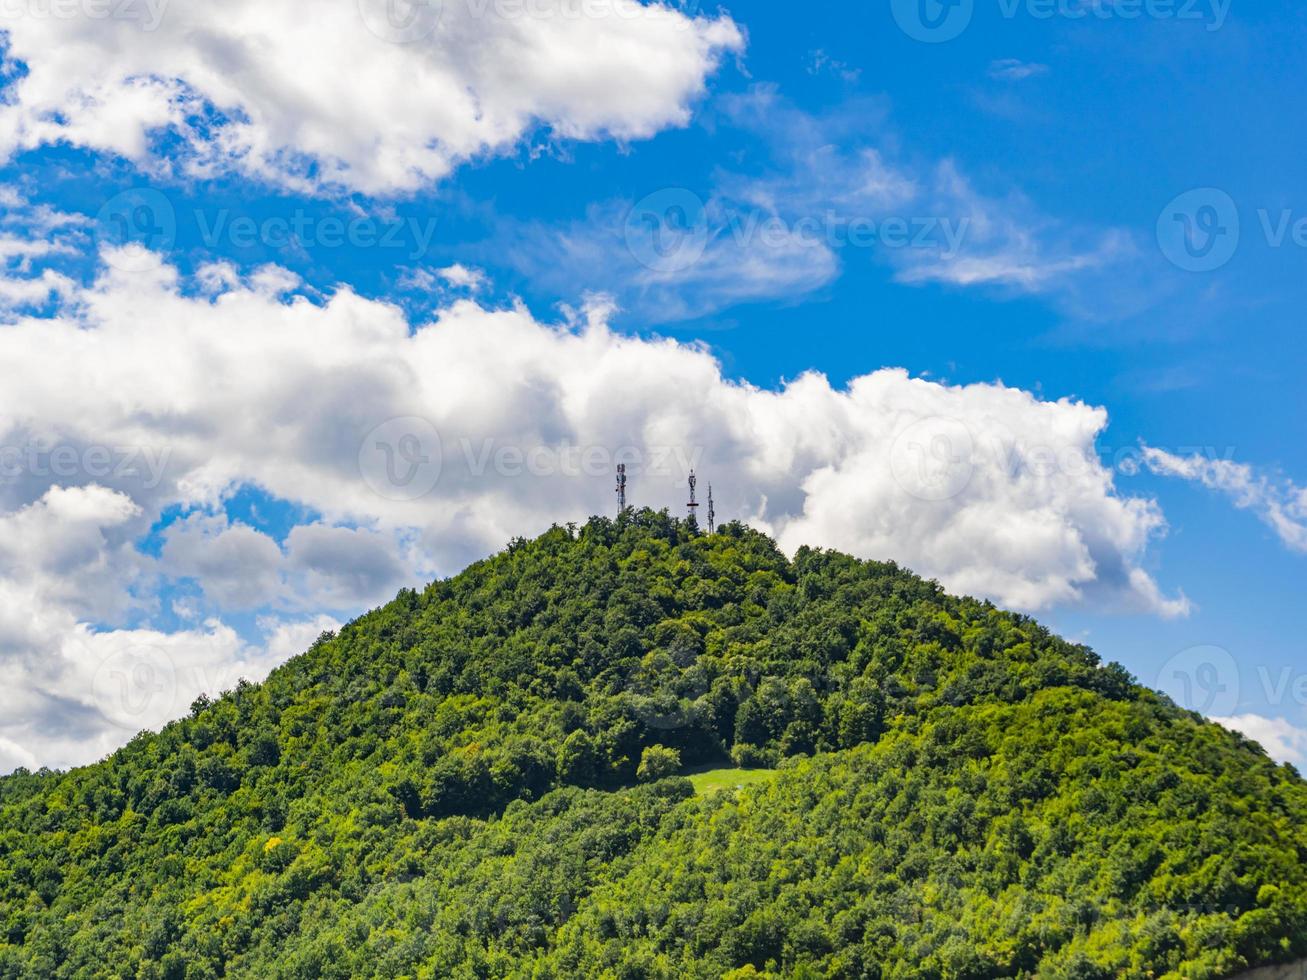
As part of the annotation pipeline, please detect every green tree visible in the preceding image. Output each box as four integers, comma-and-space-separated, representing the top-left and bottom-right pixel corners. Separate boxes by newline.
636, 745, 681, 782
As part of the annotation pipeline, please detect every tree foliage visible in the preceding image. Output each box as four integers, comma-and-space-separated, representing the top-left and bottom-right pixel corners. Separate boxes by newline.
0, 509, 1303, 978
637, 745, 681, 783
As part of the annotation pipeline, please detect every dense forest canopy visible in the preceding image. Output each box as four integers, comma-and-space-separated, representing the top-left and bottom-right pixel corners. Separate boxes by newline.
1, 510, 1304, 978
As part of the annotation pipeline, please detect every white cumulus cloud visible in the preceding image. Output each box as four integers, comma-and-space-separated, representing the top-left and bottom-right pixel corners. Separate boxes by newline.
0, 482, 342, 769
0, 0, 743, 194
0, 249, 1191, 769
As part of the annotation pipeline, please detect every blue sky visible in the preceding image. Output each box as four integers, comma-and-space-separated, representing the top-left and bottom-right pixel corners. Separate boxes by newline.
0, 0, 1304, 769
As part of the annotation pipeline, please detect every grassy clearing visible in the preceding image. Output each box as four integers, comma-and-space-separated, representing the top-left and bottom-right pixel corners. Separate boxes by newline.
686, 767, 777, 796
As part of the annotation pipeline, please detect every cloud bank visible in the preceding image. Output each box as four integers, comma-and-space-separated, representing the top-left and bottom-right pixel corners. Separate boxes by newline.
0, 249, 1190, 768
0, 0, 743, 194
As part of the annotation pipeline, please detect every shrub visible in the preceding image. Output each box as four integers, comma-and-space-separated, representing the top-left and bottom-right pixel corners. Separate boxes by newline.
637, 745, 681, 782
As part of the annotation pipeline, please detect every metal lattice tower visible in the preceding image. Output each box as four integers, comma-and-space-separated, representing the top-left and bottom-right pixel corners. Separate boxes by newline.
707, 484, 715, 533
616, 463, 627, 513
687, 471, 699, 525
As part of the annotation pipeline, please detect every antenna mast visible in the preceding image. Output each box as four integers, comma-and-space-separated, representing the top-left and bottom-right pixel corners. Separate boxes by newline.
686, 470, 699, 527
707, 484, 715, 533
616, 463, 627, 513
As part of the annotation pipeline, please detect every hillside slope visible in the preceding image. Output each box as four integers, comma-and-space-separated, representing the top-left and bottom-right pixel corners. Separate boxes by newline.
1, 511, 1304, 978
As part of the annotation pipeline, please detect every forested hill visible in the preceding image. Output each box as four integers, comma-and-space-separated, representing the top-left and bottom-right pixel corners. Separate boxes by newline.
2, 511, 1305, 978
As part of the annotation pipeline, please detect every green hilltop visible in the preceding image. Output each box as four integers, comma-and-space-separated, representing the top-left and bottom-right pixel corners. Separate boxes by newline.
1, 511, 1304, 978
